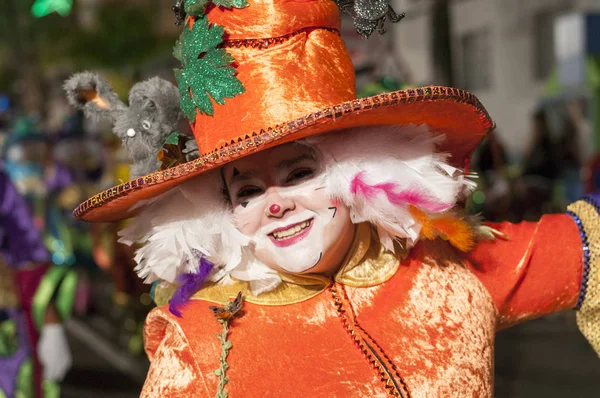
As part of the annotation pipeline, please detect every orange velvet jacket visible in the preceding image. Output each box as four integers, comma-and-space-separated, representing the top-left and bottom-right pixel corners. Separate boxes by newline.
141, 212, 591, 397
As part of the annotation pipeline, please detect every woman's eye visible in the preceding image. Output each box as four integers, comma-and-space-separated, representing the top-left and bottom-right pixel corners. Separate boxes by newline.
236, 186, 262, 199
286, 168, 314, 183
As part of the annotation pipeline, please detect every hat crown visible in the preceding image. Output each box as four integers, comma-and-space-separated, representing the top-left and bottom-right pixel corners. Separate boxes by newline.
207, 0, 341, 39
190, 1, 356, 155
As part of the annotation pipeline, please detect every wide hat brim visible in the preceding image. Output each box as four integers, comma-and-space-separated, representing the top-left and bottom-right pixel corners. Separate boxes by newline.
74, 86, 494, 222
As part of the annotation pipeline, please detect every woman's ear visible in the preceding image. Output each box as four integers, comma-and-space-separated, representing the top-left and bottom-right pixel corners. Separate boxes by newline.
63, 71, 127, 123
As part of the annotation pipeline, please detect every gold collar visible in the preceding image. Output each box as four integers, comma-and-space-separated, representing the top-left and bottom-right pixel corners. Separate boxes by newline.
153, 223, 406, 307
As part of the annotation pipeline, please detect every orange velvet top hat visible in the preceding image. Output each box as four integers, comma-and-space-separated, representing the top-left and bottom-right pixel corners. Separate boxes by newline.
73, 0, 494, 222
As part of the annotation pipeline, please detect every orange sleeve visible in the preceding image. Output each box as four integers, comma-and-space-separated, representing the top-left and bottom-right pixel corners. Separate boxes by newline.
141, 306, 211, 397
465, 213, 584, 329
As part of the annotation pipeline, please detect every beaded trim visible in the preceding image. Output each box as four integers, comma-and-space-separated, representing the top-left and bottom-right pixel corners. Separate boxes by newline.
330, 282, 411, 397
222, 27, 340, 49
566, 210, 590, 309
74, 86, 494, 219
567, 200, 600, 355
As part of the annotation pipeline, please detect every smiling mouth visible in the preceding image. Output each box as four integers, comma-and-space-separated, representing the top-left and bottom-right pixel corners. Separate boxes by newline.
269, 219, 314, 247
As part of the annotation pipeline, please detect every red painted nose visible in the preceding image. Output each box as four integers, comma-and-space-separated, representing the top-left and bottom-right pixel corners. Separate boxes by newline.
269, 204, 281, 215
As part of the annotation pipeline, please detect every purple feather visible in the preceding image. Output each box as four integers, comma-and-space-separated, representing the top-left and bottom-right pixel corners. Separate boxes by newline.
350, 172, 452, 213
169, 257, 214, 317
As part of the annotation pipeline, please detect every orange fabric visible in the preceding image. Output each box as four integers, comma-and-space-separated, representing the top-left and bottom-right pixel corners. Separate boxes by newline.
192, 27, 356, 153
194, 1, 353, 152
143, 243, 497, 397
141, 216, 584, 397
206, 0, 340, 39
465, 214, 583, 329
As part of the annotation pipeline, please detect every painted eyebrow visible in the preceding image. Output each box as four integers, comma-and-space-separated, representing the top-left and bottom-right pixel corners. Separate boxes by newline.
227, 171, 255, 186
276, 153, 317, 170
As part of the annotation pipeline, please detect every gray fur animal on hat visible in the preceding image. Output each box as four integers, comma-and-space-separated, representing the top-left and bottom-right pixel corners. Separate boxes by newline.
64, 72, 185, 179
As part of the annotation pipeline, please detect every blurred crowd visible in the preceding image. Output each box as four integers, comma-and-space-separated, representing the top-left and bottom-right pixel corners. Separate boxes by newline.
0, 95, 154, 397
472, 99, 599, 223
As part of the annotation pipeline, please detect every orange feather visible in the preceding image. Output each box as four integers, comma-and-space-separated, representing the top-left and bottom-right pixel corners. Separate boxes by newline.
430, 217, 475, 252
409, 206, 475, 252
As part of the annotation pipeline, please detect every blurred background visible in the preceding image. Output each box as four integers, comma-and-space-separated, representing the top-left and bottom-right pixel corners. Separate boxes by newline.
0, 0, 599, 397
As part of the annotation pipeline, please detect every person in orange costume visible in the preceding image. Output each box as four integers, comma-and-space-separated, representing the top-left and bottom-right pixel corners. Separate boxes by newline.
65, 0, 599, 396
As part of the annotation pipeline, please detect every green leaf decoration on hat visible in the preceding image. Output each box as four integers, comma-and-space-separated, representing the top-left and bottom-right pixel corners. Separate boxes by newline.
158, 132, 191, 170
173, 38, 184, 63
213, 0, 249, 8
184, 0, 210, 15
184, 0, 248, 16
164, 132, 181, 146
174, 16, 245, 122
174, 0, 249, 122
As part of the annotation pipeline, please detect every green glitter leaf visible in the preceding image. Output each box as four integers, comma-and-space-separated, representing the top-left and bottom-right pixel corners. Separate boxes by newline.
175, 69, 196, 120
184, 0, 210, 15
184, 0, 247, 17
212, 0, 249, 8
173, 37, 183, 62
175, 16, 245, 122
164, 132, 180, 145
158, 133, 189, 170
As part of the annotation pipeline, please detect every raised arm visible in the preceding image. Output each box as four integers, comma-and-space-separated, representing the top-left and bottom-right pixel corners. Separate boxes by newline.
465, 196, 599, 354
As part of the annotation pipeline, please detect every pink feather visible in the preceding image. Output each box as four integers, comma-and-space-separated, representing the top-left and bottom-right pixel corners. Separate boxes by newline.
350, 172, 452, 213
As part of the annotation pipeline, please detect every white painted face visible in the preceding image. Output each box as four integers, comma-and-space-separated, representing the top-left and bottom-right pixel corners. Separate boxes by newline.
223, 143, 355, 276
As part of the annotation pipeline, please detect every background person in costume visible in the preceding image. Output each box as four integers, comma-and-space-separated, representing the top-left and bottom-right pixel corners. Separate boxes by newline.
516, 109, 560, 220
2, 116, 78, 265
66, 0, 599, 396
0, 168, 72, 398
471, 130, 511, 222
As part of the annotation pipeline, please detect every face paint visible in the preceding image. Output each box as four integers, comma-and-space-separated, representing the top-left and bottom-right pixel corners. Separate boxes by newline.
224, 143, 355, 276
328, 206, 337, 218
251, 189, 334, 273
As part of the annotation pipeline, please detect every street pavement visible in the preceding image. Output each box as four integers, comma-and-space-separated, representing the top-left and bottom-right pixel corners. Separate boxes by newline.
62, 318, 146, 398
62, 311, 600, 397
495, 312, 600, 397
